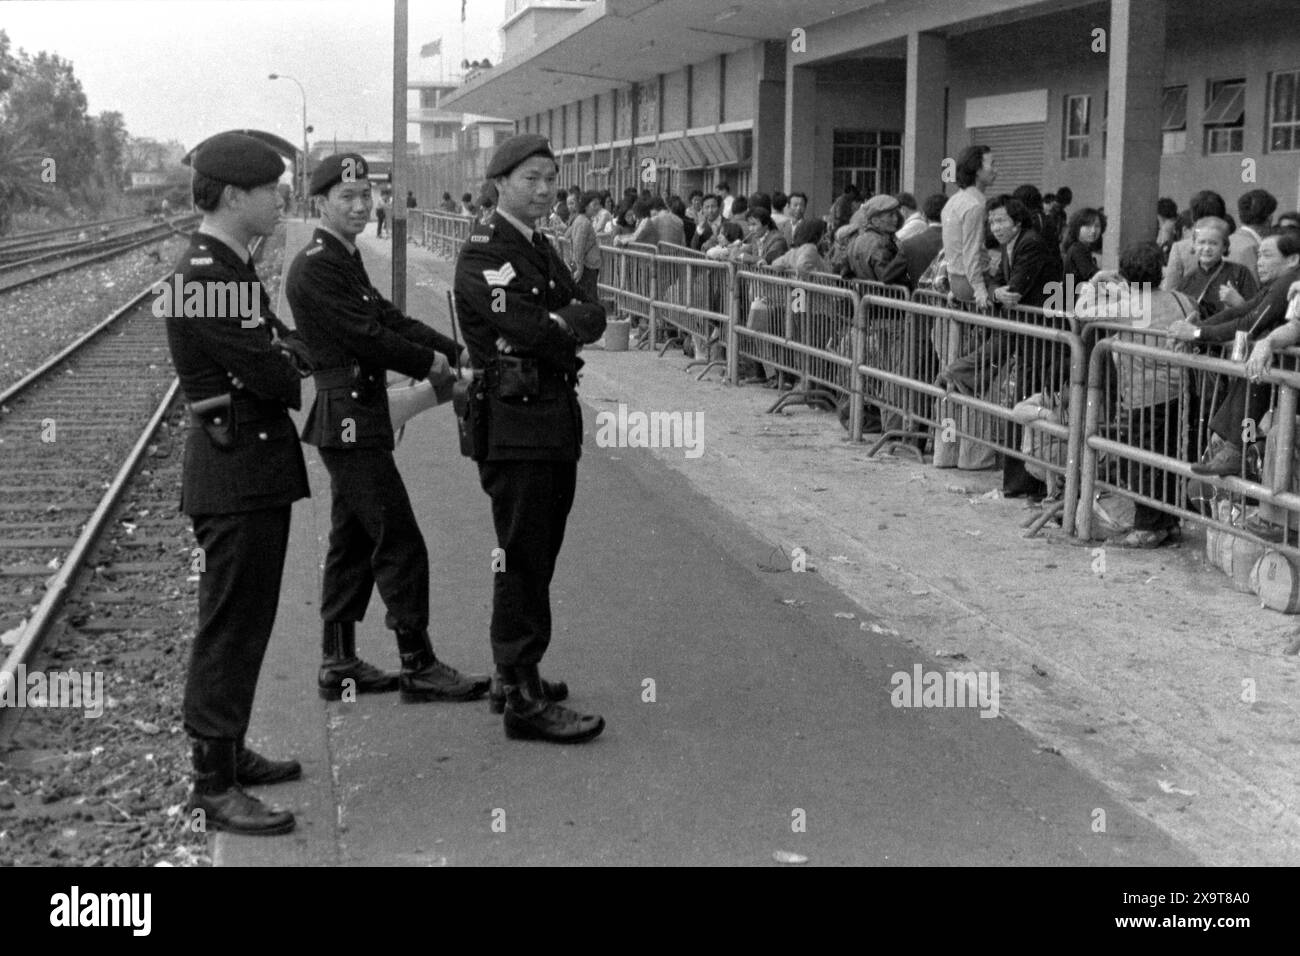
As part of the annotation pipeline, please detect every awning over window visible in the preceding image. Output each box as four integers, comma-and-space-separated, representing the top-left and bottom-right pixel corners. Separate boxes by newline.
1203, 84, 1245, 125
1162, 86, 1187, 131
656, 132, 748, 170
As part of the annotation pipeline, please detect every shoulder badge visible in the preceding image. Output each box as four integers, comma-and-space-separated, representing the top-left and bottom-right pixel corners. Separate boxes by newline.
470, 234, 489, 243
189, 257, 213, 266
483, 262, 517, 288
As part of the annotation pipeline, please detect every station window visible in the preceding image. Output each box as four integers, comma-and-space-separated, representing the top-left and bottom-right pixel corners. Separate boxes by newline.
1203, 78, 1245, 154
1269, 70, 1300, 152
1162, 85, 1187, 154
831, 129, 901, 198
1063, 94, 1090, 158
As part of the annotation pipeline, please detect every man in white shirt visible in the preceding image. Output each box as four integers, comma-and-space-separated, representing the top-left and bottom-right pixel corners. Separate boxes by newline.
717, 181, 734, 219
941, 146, 997, 308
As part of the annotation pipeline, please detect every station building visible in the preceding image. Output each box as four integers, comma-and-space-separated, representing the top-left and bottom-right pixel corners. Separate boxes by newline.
441, 0, 1300, 265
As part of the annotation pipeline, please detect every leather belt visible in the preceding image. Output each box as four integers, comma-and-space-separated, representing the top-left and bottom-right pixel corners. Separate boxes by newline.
313, 367, 356, 389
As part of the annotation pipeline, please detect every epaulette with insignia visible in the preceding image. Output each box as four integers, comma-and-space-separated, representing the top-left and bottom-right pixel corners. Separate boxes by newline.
306, 246, 323, 256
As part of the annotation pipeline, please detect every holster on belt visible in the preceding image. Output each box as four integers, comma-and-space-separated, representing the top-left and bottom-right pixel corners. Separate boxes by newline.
452, 372, 488, 461
189, 392, 235, 450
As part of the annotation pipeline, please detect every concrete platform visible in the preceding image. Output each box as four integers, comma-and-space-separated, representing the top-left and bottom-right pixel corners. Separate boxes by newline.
209, 219, 1286, 866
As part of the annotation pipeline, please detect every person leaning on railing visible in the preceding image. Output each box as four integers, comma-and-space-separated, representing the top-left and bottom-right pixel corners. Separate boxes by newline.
590, 191, 614, 235
1076, 241, 1198, 548
1174, 216, 1259, 317
756, 219, 830, 389
1166, 229, 1300, 481
734, 207, 789, 267
615, 200, 657, 246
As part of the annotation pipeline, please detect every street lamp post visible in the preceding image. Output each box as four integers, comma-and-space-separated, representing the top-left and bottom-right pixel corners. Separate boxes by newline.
269, 72, 309, 219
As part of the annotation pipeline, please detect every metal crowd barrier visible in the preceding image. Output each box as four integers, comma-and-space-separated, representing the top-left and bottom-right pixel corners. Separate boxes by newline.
597, 243, 657, 333
410, 209, 474, 258
851, 294, 1087, 535
1078, 324, 1300, 558
653, 254, 737, 380
657, 241, 705, 260
734, 267, 863, 424
573, 241, 1300, 559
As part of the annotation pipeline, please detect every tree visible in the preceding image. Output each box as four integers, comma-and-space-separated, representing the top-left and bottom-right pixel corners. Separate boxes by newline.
0, 125, 53, 235
4, 50, 97, 191
93, 110, 128, 190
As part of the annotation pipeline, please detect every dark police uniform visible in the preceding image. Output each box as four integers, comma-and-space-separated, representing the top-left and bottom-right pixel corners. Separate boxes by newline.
452, 133, 608, 742
289, 227, 458, 630
455, 211, 588, 666
286, 153, 487, 702
164, 130, 307, 836
167, 231, 309, 739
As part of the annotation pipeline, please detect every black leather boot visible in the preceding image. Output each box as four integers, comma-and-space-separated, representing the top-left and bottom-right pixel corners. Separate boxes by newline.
394, 627, 490, 703
235, 740, 302, 786
319, 621, 399, 701
187, 738, 295, 836
488, 668, 567, 714
502, 664, 604, 744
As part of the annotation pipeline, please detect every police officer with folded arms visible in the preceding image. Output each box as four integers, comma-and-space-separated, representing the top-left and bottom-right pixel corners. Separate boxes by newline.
164, 131, 309, 836
286, 153, 489, 704
453, 134, 608, 743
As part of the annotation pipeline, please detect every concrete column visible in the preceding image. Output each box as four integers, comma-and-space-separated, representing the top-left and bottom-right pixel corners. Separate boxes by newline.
753, 41, 787, 196
1101, 0, 1166, 271
784, 63, 817, 202
903, 31, 947, 199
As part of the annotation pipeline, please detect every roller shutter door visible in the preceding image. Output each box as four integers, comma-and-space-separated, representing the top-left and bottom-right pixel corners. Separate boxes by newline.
970, 122, 1045, 190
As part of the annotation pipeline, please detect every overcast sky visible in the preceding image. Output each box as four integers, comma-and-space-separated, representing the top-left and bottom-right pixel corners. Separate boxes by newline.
2, 0, 504, 150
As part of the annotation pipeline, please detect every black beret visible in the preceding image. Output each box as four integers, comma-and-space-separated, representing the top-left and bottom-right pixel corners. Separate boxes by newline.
310, 152, 370, 196
556, 302, 607, 346
190, 132, 285, 189
486, 134, 556, 180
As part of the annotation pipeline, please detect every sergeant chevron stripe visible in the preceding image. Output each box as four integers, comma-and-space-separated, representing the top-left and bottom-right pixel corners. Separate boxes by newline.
483, 262, 516, 287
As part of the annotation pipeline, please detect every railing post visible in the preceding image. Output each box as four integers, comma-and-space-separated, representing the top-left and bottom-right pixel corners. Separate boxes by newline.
726, 263, 741, 384
850, 294, 865, 442
932, 304, 963, 468
1271, 384, 1297, 497
649, 249, 659, 342
1062, 333, 1087, 537
1076, 343, 1107, 542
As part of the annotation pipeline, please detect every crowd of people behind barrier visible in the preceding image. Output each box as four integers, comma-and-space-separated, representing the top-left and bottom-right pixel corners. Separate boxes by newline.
424, 151, 1300, 556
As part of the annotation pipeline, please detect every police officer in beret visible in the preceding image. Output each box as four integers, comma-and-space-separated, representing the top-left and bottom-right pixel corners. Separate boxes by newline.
165, 131, 307, 836
286, 153, 490, 704
454, 134, 608, 744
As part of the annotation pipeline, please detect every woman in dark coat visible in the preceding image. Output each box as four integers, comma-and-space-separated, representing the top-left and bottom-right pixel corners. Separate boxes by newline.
1062, 207, 1107, 283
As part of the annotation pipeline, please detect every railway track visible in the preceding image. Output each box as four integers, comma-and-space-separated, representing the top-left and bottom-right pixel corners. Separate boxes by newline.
0, 214, 146, 257
0, 215, 157, 265
0, 233, 265, 742
0, 215, 201, 295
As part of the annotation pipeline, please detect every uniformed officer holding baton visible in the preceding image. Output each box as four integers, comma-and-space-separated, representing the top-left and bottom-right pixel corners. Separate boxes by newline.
453, 134, 608, 743
287, 153, 489, 704
164, 131, 309, 836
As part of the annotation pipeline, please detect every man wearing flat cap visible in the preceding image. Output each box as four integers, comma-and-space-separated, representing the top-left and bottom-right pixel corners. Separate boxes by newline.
453, 133, 607, 744
165, 130, 307, 836
286, 152, 490, 706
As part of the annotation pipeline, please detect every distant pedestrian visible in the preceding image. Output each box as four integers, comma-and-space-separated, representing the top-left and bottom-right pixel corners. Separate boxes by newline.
374, 189, 388, 238
406, 189, 417, 210
570, 191, 603, 301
